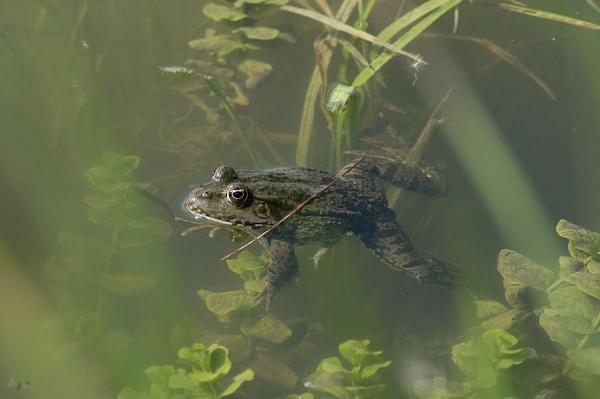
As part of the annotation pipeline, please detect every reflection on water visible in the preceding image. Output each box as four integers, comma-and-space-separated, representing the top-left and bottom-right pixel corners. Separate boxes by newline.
1, 1, 600, 398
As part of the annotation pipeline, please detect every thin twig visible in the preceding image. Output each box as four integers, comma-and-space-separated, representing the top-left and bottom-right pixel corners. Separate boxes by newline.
220, 155, 367, 261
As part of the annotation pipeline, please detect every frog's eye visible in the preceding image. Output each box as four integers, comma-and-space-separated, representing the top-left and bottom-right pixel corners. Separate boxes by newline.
226, 185, 249, 206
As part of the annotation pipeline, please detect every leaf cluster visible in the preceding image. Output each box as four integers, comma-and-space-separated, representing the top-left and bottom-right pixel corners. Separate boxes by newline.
118, 342, 254, 399
413, 219, 600, 399
197, 250, 322, 393
43, 153, 170, 358
303, 339, 392, 399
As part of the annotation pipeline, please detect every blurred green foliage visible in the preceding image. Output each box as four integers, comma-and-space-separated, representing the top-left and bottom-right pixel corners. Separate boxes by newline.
118, 342, 254, 399
413, 220, 600, 399
304, 339, 392, 399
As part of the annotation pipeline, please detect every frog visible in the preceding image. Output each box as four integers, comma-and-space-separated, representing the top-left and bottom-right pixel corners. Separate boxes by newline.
179, 147, 457, 310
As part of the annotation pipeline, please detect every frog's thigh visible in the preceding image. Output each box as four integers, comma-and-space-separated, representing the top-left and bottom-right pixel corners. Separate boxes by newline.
342, 156, 447, 196
266, 239, 298, 307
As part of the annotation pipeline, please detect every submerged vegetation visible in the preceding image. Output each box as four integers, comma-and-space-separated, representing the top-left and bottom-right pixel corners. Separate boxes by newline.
413, 220, 600, 398
1, 0, 600, 398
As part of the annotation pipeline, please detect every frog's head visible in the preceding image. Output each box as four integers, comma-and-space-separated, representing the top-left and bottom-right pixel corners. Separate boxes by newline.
182, 165, 277, 227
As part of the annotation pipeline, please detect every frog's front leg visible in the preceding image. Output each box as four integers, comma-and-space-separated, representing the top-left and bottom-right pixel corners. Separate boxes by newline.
259, 238, 298, 310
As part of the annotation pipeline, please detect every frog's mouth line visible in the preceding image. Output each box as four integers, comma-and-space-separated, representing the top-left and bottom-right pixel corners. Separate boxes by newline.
176, 212, 233, 226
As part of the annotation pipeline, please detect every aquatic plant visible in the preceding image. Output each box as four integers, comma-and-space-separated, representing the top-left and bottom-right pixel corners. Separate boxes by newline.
302, 338, 392, 399
412, 219, 600, 398
197, 250, 320, 392
288, 0, 600, 166
118, 342, 254, 399
42, 153, 172, 374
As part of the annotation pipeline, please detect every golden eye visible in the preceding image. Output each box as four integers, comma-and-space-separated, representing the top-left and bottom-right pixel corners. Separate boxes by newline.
226, 185, 249, 206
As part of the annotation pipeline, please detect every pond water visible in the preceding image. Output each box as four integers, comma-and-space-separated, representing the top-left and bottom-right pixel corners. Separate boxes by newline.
1, 1, 600, 398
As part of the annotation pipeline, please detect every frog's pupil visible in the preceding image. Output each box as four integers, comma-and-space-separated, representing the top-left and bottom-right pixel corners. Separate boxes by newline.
232, 190, 243, 199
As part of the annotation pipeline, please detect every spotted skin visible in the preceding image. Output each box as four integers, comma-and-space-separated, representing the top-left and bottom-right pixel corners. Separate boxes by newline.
182, 152, 456, 308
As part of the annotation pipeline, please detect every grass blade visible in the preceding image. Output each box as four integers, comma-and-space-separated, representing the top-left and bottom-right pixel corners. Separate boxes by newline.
377, 0, 458, 42
295, 0, 358, 166
203, 75, 260, 168
159, 66, 260, 167
495, 2, 600, 31
352, 0, 463, 87
281, 5, 423, 63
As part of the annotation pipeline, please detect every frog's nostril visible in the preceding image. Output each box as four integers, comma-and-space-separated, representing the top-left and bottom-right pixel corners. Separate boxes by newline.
201, 191, 210, 198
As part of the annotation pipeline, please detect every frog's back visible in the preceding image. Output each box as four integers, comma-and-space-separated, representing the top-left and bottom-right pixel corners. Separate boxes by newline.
237, 166, 386, 243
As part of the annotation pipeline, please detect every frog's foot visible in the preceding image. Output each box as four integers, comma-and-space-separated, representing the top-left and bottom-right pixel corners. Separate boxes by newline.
359, 210, 458, 287
260, 239, 298, 311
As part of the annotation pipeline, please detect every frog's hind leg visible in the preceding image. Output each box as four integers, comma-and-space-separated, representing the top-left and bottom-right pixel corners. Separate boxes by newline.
342, 155, 447, 196
358, 210, 457, 286
259, 238, 298, 311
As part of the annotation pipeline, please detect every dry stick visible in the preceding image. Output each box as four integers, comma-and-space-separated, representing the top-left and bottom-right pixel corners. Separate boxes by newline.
221, 155, 367, 261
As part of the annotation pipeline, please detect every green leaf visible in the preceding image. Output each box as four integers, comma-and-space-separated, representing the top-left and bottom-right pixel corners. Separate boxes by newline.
481, 328, 518, 353
197, 289, 258, 322
346, 384, 387, 397
85, 153, 140, 192
317, 357, 348, 374
570, 271, 600, 300
237, 59, 272, 89
102, 274, 158, 296
203, 3, 246, 21
549, 286, 600, 323
496, 347, 536, 369
201, 334, 251, 363
188, 35, 244, 53
559, 256, 584, 280
234, 26, 280, 40
175, 343, 234, 385
168, 368, 196, 391
218, 368, 254, 397
475, 300, 508, 320
338, 339, 381, 367
117, 217, 172, 248
481, 309, 524, 330
543, 308, 596, 334
117, 388, 147, 399
58, 233, 115, 257
569, 347, 600, 376
305, 371, 352, 399
145, 365, 175, 396
190, 345, 232, 382
539, 310, 581, 348
497, 249, 555, 290
556, 219, 600, 258
243, 279, 267, 294
360, 361, 392, 379
325, 83, 357, 114
226, 250, 267, 281
250, 352, 298, 390
588, 259, 600, 274
240, 314, 292, 344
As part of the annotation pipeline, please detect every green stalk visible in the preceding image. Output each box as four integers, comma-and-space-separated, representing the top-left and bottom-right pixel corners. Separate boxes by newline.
353, 0, 463, 87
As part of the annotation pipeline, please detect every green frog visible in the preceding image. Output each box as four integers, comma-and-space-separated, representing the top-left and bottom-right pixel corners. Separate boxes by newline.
180, 150, 457, 309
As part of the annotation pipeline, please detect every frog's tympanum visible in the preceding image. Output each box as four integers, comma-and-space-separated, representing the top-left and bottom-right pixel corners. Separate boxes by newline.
182, 155, 456, 309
